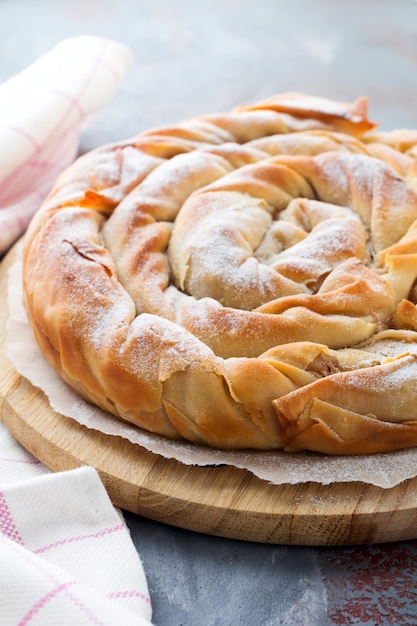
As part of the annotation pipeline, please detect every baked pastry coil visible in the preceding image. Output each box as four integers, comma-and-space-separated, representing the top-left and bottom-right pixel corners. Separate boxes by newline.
22, 93, 417, 453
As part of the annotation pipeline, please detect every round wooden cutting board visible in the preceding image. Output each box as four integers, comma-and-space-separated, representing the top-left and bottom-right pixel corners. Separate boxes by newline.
3, 245, 417, 546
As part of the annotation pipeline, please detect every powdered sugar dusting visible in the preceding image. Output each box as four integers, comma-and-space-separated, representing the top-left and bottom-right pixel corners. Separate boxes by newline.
8, 254, 417, 488
18, 92, 417, 463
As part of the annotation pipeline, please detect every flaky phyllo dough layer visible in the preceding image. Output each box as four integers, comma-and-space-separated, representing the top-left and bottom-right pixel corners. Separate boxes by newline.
22, 93, 417, 454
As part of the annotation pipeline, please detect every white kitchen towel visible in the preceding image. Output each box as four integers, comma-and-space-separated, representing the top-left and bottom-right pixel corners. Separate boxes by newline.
0, 420, 153, 625
0, 35, 132, 255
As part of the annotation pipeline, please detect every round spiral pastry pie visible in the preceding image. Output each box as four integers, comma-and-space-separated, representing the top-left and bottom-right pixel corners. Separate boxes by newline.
22, 92, 417, 455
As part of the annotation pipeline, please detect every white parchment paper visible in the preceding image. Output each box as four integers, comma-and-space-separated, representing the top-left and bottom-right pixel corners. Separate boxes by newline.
7, 244, 417, 488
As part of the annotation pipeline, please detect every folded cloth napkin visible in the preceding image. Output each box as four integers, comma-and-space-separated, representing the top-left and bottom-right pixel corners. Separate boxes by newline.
0, 421, 153, 625
0, 35, 132, 256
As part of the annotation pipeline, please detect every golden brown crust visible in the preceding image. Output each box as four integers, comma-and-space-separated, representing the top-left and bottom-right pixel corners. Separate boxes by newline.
22, 92, 417, 454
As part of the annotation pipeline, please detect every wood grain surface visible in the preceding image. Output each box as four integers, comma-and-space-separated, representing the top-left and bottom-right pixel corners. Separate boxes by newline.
2, 244, 417, 546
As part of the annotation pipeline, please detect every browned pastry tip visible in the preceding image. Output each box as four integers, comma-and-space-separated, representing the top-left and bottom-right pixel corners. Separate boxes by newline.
235, 92, 377, 136
274, 353, 417, 455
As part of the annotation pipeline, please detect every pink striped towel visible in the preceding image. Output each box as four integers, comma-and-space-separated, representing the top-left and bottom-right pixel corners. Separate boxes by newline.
0, 421, 153, 625
0, 36, 132, 255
